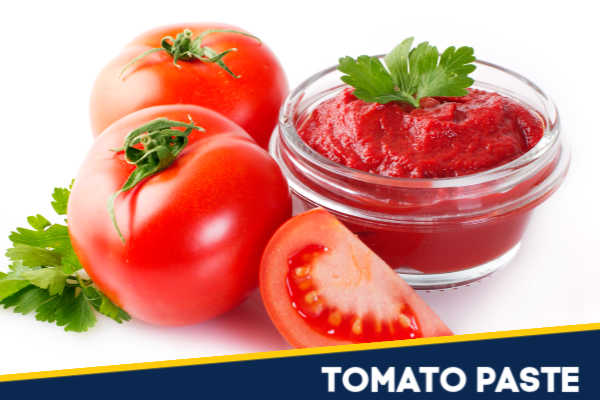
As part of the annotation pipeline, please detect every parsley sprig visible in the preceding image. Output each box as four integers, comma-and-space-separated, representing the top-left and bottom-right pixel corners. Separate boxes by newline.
0, 183, 130, 332
338, 37, 476, 107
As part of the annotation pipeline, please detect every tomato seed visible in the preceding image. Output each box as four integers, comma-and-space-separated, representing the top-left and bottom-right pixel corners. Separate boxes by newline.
294, 267, 310, 277
304, 290, 319, 304
399, 313, 411, 328
328, 310, 342, 326
351, 318, 363, 335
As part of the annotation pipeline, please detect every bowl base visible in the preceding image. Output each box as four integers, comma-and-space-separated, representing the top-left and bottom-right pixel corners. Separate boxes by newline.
395, 242, 521, 290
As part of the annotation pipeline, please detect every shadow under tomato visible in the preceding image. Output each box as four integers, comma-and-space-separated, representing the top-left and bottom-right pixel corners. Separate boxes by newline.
133, 290, 290, 352
207, 290, 291, 349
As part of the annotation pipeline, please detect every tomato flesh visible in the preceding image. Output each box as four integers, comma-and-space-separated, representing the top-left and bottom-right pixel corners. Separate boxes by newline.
260, 208, 452, 348
286, 244, 421, 342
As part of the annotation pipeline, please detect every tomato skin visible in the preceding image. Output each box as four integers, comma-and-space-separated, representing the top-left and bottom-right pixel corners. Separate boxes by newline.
260, 208, 452, 348
69, 105, 291, 325
90, 23, 288, 149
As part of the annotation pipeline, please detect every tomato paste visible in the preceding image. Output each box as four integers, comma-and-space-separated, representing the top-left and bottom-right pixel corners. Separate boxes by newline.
299, 89, 543, 178
287, 88, 555, 278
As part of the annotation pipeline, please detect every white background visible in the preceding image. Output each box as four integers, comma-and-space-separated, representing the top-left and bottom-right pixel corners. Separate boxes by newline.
0, 0, 597, 374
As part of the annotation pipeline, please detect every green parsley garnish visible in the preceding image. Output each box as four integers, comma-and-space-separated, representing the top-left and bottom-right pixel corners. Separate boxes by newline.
338, 37, 476, 107
0, 183, 130, 332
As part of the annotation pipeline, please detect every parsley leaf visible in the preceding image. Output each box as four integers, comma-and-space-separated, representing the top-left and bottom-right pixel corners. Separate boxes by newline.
0, 268, 31, 301
338, 37, 476, 107
2, 286, 97, 332
6, 244, 62, 268
51, 183, 72, 216
8, 219, 82, 274
338, 56, 414, 105
27, 214, 51, 230
82, 285, 131, 324
20, 267, 68, 296
52, 286, 97, 332
0, 184, 131, 332
2, 285, 51, 314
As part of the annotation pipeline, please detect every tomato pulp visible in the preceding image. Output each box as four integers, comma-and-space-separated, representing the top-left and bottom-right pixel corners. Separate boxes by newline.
287, 244, 421, 341
260, 208, 451, 348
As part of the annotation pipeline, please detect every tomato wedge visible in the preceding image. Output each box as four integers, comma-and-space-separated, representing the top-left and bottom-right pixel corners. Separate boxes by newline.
260, 208, 452, 348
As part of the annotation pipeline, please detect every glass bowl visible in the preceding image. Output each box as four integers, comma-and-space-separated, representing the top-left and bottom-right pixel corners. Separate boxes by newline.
269, 59, 570, 289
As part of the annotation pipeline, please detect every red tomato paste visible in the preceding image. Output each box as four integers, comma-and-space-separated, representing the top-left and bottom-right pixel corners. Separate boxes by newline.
299, 89, 543, 178
292, 88, 551, 276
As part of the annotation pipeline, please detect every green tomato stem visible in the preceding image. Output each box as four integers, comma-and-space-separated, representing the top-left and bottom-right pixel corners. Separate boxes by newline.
108, 117, 204, 243
120, 28, 260, 78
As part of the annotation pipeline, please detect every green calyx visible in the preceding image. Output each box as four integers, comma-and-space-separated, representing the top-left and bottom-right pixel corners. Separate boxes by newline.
120, 28, 260, 78
108, 117, 204, 243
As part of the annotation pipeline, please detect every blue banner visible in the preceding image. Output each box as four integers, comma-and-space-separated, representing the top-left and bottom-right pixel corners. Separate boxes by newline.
1, 324, 597, 398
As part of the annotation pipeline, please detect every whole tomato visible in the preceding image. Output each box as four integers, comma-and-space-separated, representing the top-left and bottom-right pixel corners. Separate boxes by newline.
90, 23, 288, 149
68, 105, 291, 325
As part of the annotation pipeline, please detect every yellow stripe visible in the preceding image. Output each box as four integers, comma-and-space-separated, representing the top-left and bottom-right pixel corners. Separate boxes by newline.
1, 322, 598, 383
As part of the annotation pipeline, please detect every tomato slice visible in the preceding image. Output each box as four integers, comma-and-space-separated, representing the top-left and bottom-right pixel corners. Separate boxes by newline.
260, 208, 452, 348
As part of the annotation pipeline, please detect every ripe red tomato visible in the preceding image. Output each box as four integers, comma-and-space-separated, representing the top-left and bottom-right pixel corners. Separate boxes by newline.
260, 208, 451, 348
68, 105, 291, 325
90, 23, 288, 149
